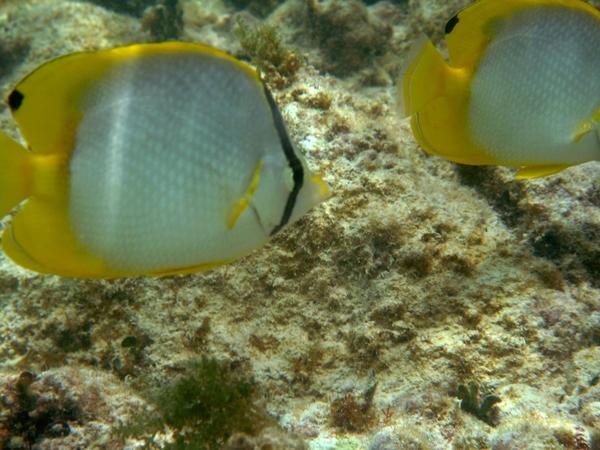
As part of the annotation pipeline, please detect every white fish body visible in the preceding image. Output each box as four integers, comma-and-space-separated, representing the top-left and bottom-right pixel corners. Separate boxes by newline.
0, 43, 328, 277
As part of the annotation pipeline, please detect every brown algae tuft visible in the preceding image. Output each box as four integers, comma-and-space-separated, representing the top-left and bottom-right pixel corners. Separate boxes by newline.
307, 0, 392, 76
235, 18, 301, 88
330, 382, 377, 432
142, 0, 183, 41
225, 0, 284, 17
0, 38, 30, 79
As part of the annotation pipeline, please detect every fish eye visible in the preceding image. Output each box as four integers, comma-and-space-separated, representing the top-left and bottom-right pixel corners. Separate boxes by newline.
8, 89, 24, 111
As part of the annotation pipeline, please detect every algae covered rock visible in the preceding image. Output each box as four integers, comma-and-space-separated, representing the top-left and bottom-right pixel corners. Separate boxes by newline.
307, 0, 392, 75
81, 0, 159, 16
225, 0, 285, 17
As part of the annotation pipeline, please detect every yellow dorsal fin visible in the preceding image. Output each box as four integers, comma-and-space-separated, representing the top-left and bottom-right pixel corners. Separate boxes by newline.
515, 164, 569, 179
444, 0, 600, 69
227, 159, 264, 229
8, 42, 260, 157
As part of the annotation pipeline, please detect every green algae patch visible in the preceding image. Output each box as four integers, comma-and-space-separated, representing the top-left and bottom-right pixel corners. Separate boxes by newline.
121, 357, 270, 449
457, 382, 501, 427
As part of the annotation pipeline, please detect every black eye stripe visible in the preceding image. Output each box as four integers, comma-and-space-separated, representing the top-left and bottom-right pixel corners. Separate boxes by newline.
261, 82, 304, 236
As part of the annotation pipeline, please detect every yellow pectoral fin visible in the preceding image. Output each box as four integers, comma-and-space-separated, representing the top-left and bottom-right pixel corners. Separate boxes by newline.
227, 159, 264, 229
515, 164, 569, 179
574, 107, 600, 142
310, 174, 331, 200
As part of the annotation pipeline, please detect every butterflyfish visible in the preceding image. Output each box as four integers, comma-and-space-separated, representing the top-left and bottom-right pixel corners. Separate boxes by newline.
0, 42, 329, 278
399, 0, 600, 179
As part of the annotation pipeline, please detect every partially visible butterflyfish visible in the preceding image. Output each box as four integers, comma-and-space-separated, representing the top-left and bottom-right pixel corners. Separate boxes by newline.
0, 42, 329, 278
399, 0, 600, 179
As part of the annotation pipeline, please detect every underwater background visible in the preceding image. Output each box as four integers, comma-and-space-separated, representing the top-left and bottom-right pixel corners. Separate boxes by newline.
0, 0, 599, 448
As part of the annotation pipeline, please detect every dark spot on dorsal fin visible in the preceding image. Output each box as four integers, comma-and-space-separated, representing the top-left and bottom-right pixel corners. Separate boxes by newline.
8, 89, 24, 111
445, 14, 459, 34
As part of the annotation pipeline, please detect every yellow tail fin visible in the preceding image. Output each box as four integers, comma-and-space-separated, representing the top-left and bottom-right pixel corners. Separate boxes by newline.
398, 37, 493, 165
398, 37, 451, 118
0, 132, 31, 217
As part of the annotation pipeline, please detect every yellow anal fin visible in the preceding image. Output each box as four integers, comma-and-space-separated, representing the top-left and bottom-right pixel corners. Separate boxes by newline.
227, 159, 264, 229
0, 132, 31, 217
2, 198, 120, 278
515, 164, 569, 179
151, 259, 233, 277
3, 196, 235, 278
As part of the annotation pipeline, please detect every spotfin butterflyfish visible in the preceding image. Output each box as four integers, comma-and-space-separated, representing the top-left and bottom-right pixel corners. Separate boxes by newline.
0, 42, 329, 278
399, 0, 600, 179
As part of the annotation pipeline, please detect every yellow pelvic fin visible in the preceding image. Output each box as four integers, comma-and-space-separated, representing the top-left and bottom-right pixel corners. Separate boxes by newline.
445, 0, 600, 69
0, 132, 32, 218
574, 107, 600, 142
227, 159, 264, 229
8, 42, 261, 157
515, 164, 569, 179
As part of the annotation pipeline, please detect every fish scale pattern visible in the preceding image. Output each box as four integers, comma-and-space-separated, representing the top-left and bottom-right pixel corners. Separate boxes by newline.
68, 53, 281, 272
468, 6, 600, 165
